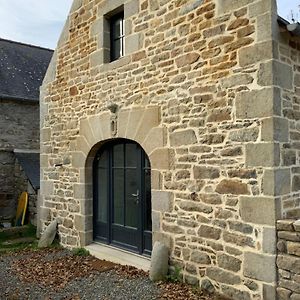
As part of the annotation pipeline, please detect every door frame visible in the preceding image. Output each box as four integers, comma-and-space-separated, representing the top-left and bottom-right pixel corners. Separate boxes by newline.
92, 139, 152, 256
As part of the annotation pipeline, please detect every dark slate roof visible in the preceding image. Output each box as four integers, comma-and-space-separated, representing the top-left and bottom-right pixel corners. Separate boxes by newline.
0, 38, 53, 102
14, 152, 40, 190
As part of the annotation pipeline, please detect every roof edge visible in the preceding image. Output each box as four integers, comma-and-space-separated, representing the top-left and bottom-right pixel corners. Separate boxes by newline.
0, 37, 54, 52
0, 94, 39, 103
14, 149, 40, 154
278, 16, 300, 37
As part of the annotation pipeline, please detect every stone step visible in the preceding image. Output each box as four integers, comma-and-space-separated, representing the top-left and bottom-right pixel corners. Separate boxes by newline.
85, 243, 151, 272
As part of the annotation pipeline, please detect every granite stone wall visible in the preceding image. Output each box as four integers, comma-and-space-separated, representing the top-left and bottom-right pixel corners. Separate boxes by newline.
0, 99, 39, 221
0, 151, 16, 219
274, 29, 300, 219
40, 0, 288, 299
276, 219, 300, 300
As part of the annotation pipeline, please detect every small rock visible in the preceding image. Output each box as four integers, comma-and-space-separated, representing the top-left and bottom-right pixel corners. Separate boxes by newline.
38, 219, 57, 248
149, 242, 169, 281
293, 220, 300, 232
201, 279, 215, 293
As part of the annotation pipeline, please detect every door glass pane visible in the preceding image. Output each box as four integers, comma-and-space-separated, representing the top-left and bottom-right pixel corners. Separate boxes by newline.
144, 167, 152, 231
125, 143, 138, 168
113, 143, 124, 167
97, 167, 108, 223
144, 155, 150, 168
125, 169, 138, 228
98, 149, 108, 168
113, 169, 124, 225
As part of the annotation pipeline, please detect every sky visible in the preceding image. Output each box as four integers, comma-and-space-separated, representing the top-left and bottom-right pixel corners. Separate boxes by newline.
0, 0, 298, 49
278, 0, 299, 21
0, 0, 72, 49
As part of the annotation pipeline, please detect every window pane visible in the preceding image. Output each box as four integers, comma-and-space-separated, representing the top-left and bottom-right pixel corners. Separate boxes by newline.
98, 149, 108, 168
113, 143, 124, 168
113, 169, 124, 225
125, 169, 138, 228
125, 143, 138, 168
110, 13, 124, 61
144, 168, 152, 231
112, 39, 121, 61
112, 17, 123, 39
97, 167, 108, 223
144, 155, 150, 169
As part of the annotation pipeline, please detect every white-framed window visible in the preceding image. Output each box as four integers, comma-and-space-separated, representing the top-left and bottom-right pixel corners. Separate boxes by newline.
110, 11, 125, 62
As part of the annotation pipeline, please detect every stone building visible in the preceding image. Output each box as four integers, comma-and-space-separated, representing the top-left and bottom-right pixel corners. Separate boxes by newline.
40, 0, 300, 299
0, 38, 53, 223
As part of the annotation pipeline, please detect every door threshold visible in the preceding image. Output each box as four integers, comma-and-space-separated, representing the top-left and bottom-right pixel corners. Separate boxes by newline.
85, 242, 151, 271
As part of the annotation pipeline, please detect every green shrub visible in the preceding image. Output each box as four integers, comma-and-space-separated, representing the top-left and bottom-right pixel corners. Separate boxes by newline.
72, 247, 90, 256
166, 265, 182, 283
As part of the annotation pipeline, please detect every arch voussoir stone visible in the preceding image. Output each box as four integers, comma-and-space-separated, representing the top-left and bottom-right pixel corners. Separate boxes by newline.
142, 127, 167, 156
79, 118, 97, 147
124, 107, 145, 140
72, 105, 170, 249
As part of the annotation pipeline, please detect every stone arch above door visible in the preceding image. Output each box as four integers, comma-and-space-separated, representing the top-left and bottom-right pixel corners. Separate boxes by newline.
71, 106, 175, 246
71, 106, 173, 174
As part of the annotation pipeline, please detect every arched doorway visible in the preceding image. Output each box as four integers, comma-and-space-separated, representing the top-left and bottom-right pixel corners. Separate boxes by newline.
93, 139, 152, 256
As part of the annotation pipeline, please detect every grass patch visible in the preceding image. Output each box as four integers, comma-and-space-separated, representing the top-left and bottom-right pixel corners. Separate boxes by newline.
0, 224, 38, 253
72, 247, 90, 256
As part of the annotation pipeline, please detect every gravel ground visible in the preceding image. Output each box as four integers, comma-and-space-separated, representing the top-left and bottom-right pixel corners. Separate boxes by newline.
0, 248, 227, 300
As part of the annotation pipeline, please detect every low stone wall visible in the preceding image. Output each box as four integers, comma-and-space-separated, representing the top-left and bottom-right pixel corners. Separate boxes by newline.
276, 219, 300, 300
0, 150, 38, 224
0, 151, 16, 219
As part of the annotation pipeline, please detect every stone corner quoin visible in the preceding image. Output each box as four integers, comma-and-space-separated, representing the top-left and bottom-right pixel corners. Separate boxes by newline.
39, 0, 300, 299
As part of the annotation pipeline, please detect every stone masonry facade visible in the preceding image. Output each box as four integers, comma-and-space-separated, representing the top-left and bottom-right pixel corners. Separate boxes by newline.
0, 99, 39, 220
40, 0, 300, 299
276, 219, 300, 300
276, 27, 300, 219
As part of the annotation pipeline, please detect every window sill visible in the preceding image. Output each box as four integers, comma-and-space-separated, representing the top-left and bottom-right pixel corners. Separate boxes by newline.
100, 55, 131, 72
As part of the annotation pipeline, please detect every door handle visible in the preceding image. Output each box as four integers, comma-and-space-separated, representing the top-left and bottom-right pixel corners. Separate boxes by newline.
132, 190, 139, 204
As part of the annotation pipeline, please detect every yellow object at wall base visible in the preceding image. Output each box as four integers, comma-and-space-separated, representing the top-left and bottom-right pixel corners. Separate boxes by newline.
15, 192, 28, 226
